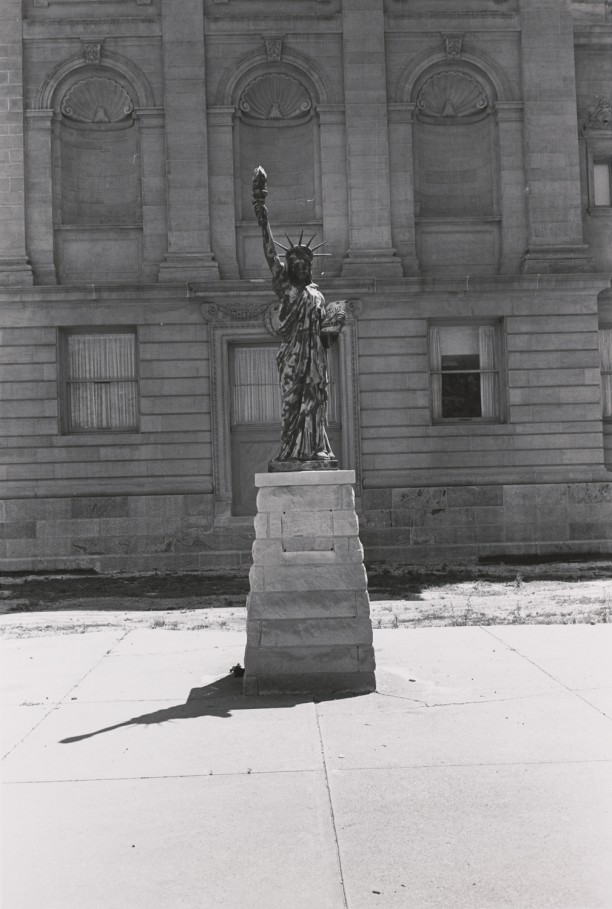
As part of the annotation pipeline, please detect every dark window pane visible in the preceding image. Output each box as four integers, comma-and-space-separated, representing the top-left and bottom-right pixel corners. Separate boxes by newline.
440, 353, 480, 371
441, 372, 482, 418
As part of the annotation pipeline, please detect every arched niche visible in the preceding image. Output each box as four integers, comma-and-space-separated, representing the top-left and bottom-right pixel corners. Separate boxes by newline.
211, 48, 336, 279
408, 60, 503, 276
235, 67, 325, 277
396, 48, 513, 108
57, 74, 142, 230
28, 51, 162, 285
36, 50, 155, 111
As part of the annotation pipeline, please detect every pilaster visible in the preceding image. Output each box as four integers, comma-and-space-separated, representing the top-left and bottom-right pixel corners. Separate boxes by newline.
24, 110, 56, 284
318, 104, 349, 277
388, 103, 419, 275
136, 108, 167, 282
158, 0, 219, 282
0, 0, 34, 285
519, 0, 592, 273
495, 102, 528, 275
340, 0, 403, 278
207, 106, 239, 279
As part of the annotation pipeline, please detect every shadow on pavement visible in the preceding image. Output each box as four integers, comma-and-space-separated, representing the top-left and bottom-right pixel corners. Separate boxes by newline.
59, 674, 368, 743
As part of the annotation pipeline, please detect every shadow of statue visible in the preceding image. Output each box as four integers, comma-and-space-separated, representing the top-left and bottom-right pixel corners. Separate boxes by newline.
60, 674, 368, 744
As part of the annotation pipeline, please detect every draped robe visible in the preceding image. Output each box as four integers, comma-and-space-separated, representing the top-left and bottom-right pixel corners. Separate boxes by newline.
271, 267, 334, 461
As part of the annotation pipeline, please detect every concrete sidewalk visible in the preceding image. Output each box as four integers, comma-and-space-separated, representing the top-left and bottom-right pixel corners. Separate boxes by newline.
2, 625, 611, 909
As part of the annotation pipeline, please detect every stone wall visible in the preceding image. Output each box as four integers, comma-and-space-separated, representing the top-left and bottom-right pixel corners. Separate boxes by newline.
360, 481, 612, 564
2, 481, 611, 573
0, 491, 253, 573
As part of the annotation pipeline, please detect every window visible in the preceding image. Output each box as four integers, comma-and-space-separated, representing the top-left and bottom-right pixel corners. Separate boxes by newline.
60, 328, 139, 432
429, 323, 502, 421
593, 160, 612, 207
600, 328, 612, 419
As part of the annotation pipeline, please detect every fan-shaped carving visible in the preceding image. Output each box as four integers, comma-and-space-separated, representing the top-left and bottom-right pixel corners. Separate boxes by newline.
239, 74, 312, 120
61, 77, 134, 123
417, 72, 488, 119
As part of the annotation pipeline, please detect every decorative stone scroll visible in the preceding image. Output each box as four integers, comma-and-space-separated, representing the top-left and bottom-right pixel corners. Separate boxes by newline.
200, 297, 362, 331
239, 74, 312, 120
61, 77, 134, 123
417, 71, 488, 121
199, 300, 270, 323
585, 97, 612, 131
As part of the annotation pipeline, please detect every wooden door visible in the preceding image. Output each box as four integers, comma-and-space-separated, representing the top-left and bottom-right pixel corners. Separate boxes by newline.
229, 343, 341, 516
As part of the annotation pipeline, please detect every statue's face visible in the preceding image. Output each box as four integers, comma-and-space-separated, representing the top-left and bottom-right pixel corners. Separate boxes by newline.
287, 256, 312, 286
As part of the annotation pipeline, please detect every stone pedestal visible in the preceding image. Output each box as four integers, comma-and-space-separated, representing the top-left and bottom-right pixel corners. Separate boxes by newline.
243, 470, 376, 696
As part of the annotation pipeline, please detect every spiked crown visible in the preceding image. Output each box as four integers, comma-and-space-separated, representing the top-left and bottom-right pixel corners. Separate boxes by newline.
275, 229, 331, 262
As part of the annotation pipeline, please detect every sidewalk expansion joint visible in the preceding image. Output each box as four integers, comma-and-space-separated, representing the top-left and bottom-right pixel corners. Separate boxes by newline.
315, 706, 350, 909
483, 627, 612, 722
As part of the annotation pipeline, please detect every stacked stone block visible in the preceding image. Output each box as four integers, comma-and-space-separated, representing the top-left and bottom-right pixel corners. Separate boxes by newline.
244, 470, 376, 696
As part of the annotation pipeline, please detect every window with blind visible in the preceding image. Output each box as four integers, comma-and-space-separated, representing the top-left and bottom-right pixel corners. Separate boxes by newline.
593, 159, 612, 208
600, 328, 612, 419
429, 323, 502, 421
60, 328, 139, 433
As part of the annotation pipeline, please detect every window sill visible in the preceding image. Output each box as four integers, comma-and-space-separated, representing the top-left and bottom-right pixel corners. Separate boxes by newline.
431, 418, 504, 425
415, 216, 501, 224
61, 429, 140, 437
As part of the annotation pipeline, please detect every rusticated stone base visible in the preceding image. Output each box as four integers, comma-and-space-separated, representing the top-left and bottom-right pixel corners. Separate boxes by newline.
243, 469, 376, 696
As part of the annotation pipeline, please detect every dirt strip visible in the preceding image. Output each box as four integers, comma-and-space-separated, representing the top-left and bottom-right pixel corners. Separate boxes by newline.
1, 561, 610, 637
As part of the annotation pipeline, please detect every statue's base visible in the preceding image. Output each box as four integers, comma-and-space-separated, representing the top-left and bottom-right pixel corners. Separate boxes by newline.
243, 469, 376, 696
268, 458, 338, 472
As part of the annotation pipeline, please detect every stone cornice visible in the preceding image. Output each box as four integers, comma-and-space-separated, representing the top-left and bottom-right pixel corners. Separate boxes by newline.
190, 279, 375, 296
574, 25, 612, 43
1, 275, 610, 306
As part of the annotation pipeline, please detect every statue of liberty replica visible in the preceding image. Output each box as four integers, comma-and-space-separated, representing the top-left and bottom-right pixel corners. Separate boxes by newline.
252, 166, 349, 471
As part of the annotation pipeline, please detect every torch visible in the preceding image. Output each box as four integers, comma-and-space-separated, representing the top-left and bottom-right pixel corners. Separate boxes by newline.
252, 165, 268, 226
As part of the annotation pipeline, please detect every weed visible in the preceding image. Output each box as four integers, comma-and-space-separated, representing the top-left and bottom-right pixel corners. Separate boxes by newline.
463, 597, 474, 625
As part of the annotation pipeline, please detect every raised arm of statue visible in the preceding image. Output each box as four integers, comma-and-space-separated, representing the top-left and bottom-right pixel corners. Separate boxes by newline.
252, 166, 284, 290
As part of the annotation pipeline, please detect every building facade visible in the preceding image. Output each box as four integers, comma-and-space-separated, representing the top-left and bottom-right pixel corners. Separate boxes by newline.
1, 0, 611, 572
